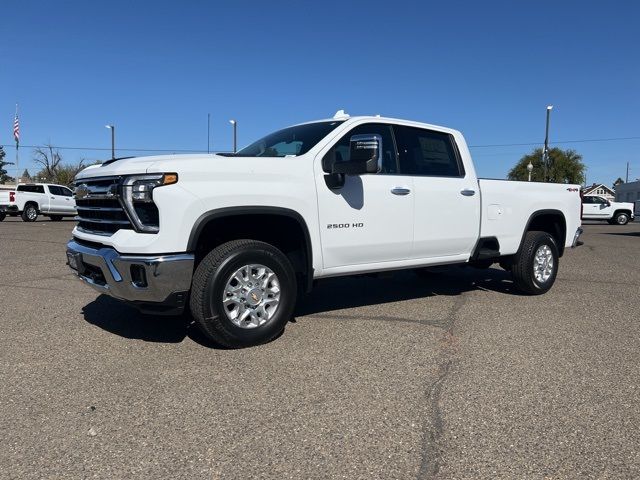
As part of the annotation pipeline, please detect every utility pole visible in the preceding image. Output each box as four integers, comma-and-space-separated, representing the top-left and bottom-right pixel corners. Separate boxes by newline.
105, 124, 115, 159
229, 120, 237, 153
543, 105, 553, 182
626, 161, 629, 183
207, 113, 211, 154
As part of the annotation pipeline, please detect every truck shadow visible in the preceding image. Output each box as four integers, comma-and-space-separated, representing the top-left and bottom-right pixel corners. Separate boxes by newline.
296, 266, 517, 316
82, 266, 516, 346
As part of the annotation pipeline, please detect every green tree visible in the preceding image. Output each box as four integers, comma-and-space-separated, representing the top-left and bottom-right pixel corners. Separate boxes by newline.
21, 169, 31, 181
507, 147, 585, 184
0, 146, 15, 183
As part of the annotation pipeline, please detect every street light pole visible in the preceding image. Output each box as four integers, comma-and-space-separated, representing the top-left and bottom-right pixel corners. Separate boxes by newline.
105, 124, 115, 159
207, 114, 211, 154
543, 105, 553, 181
229, 120, 237, 153
527, 161, 533, 182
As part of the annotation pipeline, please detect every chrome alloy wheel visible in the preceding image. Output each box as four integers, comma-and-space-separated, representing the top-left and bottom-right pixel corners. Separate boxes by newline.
26, 206, 37, 220
533, 244, 554, 283
222, 264, 281, 329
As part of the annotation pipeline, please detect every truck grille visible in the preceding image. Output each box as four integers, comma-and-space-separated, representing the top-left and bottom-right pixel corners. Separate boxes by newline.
75, 177, 133, 235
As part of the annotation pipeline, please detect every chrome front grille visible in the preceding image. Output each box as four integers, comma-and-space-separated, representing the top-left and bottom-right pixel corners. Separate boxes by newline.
75, 177, 133, 235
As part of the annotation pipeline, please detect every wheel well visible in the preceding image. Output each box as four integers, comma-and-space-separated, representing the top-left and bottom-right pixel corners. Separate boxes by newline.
524, 211, 566, 256
23, 201, 39, 211
191, 211, 312, 291
613, 209, 632, 217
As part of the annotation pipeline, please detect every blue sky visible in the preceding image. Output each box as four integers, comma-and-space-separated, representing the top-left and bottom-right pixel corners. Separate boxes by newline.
1, 0, 638, 185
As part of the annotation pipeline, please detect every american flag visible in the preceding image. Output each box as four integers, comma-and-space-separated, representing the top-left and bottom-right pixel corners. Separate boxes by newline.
13, 111, 20, 146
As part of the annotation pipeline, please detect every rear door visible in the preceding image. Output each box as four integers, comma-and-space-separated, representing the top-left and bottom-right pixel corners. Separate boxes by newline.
393, 125, 480, 259
49, 185, 75, 214
46, 185, 67, 213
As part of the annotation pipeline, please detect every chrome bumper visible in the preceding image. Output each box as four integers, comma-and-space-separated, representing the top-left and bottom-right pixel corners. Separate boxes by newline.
66, 239, 194, 313
572, 227, 584, 248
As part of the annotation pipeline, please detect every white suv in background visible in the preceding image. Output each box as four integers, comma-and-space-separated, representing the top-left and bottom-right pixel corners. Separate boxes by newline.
0, 183, 77, 222
581, 195, 635, 225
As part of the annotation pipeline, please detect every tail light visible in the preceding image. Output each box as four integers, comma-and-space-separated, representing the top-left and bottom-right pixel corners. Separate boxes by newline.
9, 191, 15, 202
579, 189, 584, 220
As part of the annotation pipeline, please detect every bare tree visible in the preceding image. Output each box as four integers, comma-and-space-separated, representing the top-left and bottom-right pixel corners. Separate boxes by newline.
32, 144, 63, 181
32, 144, 88, 184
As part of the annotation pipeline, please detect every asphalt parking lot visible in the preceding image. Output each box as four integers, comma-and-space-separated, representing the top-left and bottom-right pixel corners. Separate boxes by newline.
1, 217, 639, 479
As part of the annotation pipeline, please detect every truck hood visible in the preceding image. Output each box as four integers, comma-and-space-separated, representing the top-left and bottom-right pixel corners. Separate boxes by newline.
75, 154, 219, 180
75, 153, 308, 181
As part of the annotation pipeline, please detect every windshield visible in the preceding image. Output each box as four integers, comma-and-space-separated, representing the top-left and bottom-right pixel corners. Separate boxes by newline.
233, 120, 344, 157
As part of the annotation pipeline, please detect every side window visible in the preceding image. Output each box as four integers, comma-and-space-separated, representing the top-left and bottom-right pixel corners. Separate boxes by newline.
61, 187, 73, 197
36, 185, 45, 194
393, 126, 464, 177
49, 186, 62, 195
323, 123, 398, 174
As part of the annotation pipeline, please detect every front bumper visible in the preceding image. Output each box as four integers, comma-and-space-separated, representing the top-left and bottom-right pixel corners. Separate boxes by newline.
66, 239, 194, 315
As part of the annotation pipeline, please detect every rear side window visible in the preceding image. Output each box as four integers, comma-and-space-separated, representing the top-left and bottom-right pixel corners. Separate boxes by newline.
394, 126, 464, 177
17, 185, 45, 194
49, 186, 61, 195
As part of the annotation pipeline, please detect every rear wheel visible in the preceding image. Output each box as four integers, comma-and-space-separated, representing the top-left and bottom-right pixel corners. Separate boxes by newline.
190, 240, 297, 348
614, 212, 629, 225
21, 204, 38, 222
511, 231, 559, 295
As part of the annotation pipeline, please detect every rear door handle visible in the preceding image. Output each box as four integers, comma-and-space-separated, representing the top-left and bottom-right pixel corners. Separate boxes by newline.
460, 189, 476, 196
391, 187, 411, 196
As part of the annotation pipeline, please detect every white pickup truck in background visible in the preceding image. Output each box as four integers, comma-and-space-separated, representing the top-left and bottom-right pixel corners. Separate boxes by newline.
66, 112, 583, 347
0, 183, 77, 222
581, 195, 634, 225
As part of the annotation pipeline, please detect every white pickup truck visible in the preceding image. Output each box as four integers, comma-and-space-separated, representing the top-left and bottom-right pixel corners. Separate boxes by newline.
66, 113, 583, 347
0, 183, 77, 222
581, 195, 634, 225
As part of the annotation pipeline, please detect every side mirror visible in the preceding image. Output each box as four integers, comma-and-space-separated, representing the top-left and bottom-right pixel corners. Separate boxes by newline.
331, 134, 382, 175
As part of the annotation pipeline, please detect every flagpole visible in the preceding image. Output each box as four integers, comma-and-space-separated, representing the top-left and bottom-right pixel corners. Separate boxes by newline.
15, 104, 19, 186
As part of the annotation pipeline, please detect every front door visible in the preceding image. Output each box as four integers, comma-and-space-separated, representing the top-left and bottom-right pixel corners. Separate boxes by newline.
582, 196, 610, 218
315, 123, 414, 269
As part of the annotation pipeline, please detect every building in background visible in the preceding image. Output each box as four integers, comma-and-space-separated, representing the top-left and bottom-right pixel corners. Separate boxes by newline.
583, 183, 616, 202
614, 181, 640, 216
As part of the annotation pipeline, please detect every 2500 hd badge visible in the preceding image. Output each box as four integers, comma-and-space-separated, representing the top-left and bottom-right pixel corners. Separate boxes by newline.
327, 223, 364, 229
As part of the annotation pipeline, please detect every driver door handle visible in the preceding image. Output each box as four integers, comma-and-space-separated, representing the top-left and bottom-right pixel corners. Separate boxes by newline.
391, 187, 411, 196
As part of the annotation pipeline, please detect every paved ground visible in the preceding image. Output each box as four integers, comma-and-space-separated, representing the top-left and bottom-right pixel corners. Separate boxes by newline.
0, 217, 638, 479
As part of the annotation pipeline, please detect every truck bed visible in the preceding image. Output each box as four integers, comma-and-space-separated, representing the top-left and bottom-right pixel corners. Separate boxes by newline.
478, 179, 582, 255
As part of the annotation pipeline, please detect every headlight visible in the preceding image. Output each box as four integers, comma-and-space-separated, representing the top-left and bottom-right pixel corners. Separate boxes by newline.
122, 173, 178, 233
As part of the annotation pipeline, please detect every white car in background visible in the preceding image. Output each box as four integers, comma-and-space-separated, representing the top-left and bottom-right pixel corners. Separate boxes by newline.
581, 195, 635, 225
0, 183, 77, 222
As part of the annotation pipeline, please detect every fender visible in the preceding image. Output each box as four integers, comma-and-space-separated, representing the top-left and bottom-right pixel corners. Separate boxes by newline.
187, 206, 314, 291
518, 209, 567, 256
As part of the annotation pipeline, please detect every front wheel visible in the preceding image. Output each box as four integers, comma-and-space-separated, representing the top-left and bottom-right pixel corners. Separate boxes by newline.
21, 204, 38, 222
190, 240, 297, 348
614, 212, 629, 225
511, 231, 559, 295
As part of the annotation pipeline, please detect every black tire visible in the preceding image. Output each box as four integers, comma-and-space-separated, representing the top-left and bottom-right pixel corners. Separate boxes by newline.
190, 240, 297, 348
0, 213, 5, 222
21, 204, 38, 222
614, 212, 629, 225
49, 215, 63, 221
511, 231, 559, 295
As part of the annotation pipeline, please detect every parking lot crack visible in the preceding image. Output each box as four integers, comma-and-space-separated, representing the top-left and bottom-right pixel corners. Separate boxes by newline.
417, 294, 466, 480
